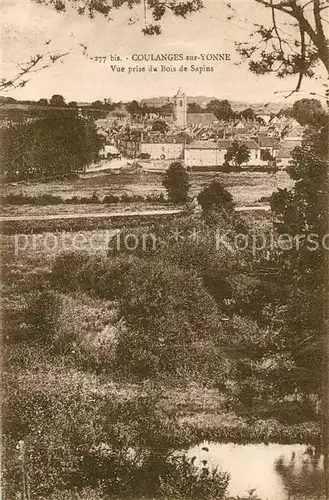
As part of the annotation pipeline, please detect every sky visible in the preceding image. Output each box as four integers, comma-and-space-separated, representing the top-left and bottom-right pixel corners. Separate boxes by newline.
1, 0, 327, 104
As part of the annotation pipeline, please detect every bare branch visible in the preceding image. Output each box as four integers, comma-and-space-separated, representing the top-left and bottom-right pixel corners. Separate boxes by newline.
0, 50, 70, 92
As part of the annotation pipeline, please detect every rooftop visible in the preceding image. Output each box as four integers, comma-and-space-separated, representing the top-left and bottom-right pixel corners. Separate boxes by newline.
186, 140, 218, 150
217, 139, 259, 149
258, 137, 280, 148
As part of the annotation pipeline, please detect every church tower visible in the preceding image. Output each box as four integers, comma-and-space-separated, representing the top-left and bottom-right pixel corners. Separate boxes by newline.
173, 88, 187, 128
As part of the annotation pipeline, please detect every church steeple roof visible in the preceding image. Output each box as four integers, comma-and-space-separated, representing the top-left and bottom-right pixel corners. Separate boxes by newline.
175, 87, 185, 97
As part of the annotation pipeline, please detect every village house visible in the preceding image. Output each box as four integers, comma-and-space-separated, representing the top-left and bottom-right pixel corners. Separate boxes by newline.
217, 139, 261, 165
97, 89, 305, 171
276, 139, 301, 169
258, 137, 280, 161
185, 138, 262, 168
187, 113, 218, 127
184, 140, 220, 167
139, 139, 184, 160
99, 145, 121, 159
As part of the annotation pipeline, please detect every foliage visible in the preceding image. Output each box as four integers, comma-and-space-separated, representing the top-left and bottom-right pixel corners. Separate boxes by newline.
0, 191, 167, 206
38, 0, 203, 36
188, 102, 203, 113
0, 111, 103, 181
224, 140, 251, 168
51, 252, 134, 300
268, 117, 328, 397
235, 0, 329, 94
114, 257, 227, 379
37, 98, 48, 106
51, 252, 90, 291
240, 108, 255, 120
290, 98, 327, 126
205, 99, 234, 121
162, 161, 190, 203
152, 119, 170, 134
197, 180, 235, 215
2, 374, 229, 499
49, 94, 66, 107
25, 290, 63, 341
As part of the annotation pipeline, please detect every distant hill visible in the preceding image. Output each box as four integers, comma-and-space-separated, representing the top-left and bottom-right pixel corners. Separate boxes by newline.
140, 95, 286, 114
0, 104, 108, 121
0, 97, 287, 119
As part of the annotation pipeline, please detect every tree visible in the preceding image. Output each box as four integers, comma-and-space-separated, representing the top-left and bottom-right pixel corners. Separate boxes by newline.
1, 111, 104, 181
224, 141, 250, 168
162, 162, 190, 204
37, 98, 48, 106
188, 102, 203, 113
152, 119, 169, 134
240, 108, 255, 120
290, 98, 326, 126
49, 94, 66, 107
197, 180, 234, 215
206, 100, 234, 121
270, 119, 329, 495
236, 0, 329, 95
68, 101, 78, 107
277, 107, 292, 118
127, 100, 143, 115
91, 100, 104, 109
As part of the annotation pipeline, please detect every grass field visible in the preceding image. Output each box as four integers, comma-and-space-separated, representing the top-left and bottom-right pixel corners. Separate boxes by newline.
0, 202, 172, 218
2, 169, 294, 207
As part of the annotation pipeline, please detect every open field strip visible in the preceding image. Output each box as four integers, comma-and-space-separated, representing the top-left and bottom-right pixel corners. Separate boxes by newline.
1, 170, 293, 205
0, 207, 183, 222
0, 204, 270, 222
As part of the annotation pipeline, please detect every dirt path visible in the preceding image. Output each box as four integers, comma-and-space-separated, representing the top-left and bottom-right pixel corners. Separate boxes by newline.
0, 205, 270, 222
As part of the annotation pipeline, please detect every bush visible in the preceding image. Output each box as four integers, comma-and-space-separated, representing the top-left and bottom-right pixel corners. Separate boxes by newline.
77, 255, 133, 299
25, 290, 62, 341
115, 258, 226, 380
2, 374, 230, 499
102, 193, 120, 204
0, 192, 168, 206
51, 252, 89, 291
162, 161, 190, 204
197, 180, 234, 215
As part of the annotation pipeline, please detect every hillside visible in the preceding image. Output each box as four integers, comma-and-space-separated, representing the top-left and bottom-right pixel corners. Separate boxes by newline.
140, 95, 287, 114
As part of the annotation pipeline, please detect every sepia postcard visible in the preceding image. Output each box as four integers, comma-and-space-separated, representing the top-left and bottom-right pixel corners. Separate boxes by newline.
1, 1, 329, 499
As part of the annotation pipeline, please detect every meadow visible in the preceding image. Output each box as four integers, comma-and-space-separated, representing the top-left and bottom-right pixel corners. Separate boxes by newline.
1, 169, 294, 208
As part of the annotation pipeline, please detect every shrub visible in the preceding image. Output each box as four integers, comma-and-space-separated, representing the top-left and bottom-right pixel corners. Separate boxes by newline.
102, 194, 120, 204
78, 255, 133, 299
115, 258, 226, 379
0, 192, 167, 206
2, 374, 230, 499
25, 290, 62, 341
162, 161, 190, 204
51, 252, 89, 291
197, 180, 234, 215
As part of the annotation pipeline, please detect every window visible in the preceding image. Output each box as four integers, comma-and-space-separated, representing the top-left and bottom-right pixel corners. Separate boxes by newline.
179, 100, 183, 107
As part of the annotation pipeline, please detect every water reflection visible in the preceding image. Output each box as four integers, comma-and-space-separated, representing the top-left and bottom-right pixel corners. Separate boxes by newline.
187, 442, 325, 500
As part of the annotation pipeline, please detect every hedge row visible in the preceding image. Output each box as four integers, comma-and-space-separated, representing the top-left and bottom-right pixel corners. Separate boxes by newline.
1, 192, 167, 206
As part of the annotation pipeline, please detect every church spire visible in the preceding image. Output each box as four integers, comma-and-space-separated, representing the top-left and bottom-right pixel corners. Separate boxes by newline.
173, 88, 187, 127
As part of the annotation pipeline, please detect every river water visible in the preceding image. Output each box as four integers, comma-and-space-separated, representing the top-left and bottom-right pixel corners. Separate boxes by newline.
187, 442, 325, 499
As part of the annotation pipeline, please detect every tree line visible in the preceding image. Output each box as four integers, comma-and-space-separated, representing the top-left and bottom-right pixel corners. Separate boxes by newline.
0, 111, 103, 181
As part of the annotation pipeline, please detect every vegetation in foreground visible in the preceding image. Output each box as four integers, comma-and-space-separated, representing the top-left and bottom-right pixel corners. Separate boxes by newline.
2, 119, 327, 499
